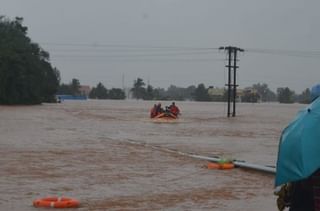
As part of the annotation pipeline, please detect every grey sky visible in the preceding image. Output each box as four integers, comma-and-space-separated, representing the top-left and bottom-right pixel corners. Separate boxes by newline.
2, 0, 320, 93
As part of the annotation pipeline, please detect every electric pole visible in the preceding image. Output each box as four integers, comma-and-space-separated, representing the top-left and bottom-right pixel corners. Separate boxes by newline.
219, 46, 244, 117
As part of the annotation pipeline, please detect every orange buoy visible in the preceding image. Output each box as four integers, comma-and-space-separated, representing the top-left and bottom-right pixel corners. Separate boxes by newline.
219, 162, 235, 170
33, 197, 79, 208
207, 162, 235, 170
207, 162, 220, 169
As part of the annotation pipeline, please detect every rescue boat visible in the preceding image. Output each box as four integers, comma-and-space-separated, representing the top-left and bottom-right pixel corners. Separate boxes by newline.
151, 112, 178, 122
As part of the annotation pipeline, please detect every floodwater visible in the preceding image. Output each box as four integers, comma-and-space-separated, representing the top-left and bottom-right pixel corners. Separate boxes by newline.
0, 100, 304, 211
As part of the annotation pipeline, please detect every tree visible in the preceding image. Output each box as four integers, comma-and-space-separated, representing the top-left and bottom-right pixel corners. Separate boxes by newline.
0, 16, 60, 104
144, 85, 154, 100
277, 87, 295, 104
89, 82, 108, 99
42, 67, 60, 102
131, 78, 146, 99
70, 78, 81, 96
89, 82, 125, 100
166, 85, 185, 101
57, 78, 82, 96
185, 85, 196, 100
108, 88, 126, 99
153, 87, 167, 100
241, 88, 260, 103
57, 84, 73, 95
252, 83, 277, 102
297, 88, 311, 104
193, 84, 211, 101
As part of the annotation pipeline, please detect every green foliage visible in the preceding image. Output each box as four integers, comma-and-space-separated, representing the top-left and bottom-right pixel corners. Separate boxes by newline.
0, 16, 60, 104
144, 85, 154, 100
152, 87, 167, 100
108, 88, 125, 99
57, 78, 82, 96
127, 77, 312, 104
241, 88, 260, 103
277, 87, 295, 104
193, 83, 211, 101
296, 88, 311, 104
131, 78, 146, 99
57, 84, 73, 95
252, 83, 277, 102
70, 78, 81, 95
166, 85, 186, 101
89, 82, 125, 100
152, 85, 196, 101
89, 82, 108, 99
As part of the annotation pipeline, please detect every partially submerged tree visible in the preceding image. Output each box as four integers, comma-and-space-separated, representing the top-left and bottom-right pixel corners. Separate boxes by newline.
57, 78, 82, 96
297, 88, 311, 104
193, 83, 211, 101
89, 82, 108, 99
277, 87, 295, 104
131, 78, 146, 100
252, 83, 277, 102
108, 88, 125, 99
0, 16, 60, 104
89, 82, 125, 99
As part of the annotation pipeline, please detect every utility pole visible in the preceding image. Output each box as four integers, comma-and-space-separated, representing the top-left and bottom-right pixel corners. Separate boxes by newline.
227, 48, 232, 117
232, 49, 237, 117
219, 46, 244, 117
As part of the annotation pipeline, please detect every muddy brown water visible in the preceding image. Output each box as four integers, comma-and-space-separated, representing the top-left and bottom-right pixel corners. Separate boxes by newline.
0, 100, 304, 210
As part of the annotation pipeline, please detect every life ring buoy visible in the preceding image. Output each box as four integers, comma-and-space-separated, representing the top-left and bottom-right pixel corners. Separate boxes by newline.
207, 162, 235, 170
207, 162, 220, 169
219, 163, 235, 170
33, 197, 79, 208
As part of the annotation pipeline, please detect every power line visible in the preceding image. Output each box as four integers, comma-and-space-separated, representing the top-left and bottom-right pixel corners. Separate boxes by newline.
43, 48, 220, 53
39, 42, 320, 58
40, 42, 224, 61
39, 42, 320, 55
246, 48, 320, 58
50, 57, 225, 63
51, 51, 222, 58
40, 42, 220, 51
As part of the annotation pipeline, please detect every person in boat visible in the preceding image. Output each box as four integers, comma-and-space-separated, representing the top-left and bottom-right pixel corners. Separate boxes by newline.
150, 104, 157, 118
155, 103, 164, 115
168, 102, 180, 117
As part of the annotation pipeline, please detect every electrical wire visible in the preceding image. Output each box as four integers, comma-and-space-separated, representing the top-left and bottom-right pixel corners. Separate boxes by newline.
38, 42, 225, 62
37, 41, 320, 62
246, 48, 320, 58
50, 57, 225, 63
40, 42, 220, 51
51, 51, 222, 58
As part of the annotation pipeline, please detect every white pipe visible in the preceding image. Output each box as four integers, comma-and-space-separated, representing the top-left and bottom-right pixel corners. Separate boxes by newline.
158, 146, 276, 174
233, 160, 276, 174
125, 139, 276, 174
189, 154, 276, 174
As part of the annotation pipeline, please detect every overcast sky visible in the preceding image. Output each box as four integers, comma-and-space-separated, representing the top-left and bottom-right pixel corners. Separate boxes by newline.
2, 0, 320, 93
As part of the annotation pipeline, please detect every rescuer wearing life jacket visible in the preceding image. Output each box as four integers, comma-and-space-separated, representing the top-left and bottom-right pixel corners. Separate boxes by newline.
169, 102, 180, 116
150, 104, 157, 118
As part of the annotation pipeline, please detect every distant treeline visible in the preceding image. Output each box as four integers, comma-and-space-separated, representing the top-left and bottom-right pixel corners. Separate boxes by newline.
60, 77, 311, 104
128, 77, 311, 104
57, 79, 126, 100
